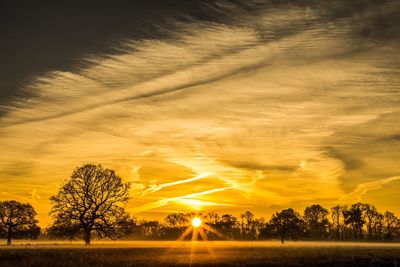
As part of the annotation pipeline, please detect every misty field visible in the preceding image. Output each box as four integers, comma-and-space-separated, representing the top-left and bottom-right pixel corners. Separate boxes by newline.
1, 241, 400, 267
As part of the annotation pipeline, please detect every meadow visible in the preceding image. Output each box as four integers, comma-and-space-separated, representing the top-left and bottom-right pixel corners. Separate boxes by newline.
1, 241, 400, 267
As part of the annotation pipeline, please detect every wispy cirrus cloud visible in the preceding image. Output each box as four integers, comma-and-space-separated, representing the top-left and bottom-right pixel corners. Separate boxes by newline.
1, 1, 400, 224
341, 176, 400, 202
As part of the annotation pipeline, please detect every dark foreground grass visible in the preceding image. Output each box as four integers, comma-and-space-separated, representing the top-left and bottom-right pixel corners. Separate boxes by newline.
1, 243, 400, 267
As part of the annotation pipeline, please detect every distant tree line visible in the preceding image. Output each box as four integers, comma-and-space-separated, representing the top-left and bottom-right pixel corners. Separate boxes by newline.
1, 164, 400, 245
75, 204, 398, 244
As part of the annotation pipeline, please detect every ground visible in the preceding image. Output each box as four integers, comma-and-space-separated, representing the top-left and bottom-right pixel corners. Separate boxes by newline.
1, 241, 400, 267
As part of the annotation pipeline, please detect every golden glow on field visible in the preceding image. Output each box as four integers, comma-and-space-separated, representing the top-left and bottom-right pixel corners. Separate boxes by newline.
192, 217, 202, 228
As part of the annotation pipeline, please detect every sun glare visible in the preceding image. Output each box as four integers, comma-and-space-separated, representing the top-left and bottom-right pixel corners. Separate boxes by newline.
191, 217, 202, 227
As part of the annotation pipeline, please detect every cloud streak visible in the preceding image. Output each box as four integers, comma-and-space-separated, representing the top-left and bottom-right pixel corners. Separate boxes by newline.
1, 1, 400, 224
145, 172, 214, 193
131, 186, 235, 213
341, 176, 400, 202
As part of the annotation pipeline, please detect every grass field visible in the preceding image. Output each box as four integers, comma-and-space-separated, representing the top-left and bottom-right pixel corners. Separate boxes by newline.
1, 241, 400, 267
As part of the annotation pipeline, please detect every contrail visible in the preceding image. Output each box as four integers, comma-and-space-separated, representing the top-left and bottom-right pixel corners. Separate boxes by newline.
173, 186, 234, 199
146, 172, 214, 193
131, 186, 234, 213
341, 175, 400, 202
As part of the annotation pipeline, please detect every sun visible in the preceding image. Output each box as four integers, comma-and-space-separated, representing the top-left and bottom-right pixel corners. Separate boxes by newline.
191, 217, 202, 228
178, 215, 221, 241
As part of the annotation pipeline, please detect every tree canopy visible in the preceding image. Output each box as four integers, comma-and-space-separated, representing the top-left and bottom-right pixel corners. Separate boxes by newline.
303, 204, 329, 239
50, 164, 131, 245
0, 200, 40, 245
267, 208, 305, 243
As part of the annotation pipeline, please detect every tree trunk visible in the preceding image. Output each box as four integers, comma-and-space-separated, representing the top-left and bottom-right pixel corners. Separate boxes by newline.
280, 236, 285, 244
7, 228, 12, 246
84, 229, 91, 245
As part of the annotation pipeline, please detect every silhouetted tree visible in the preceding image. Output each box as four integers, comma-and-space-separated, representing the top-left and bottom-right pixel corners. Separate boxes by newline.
303, 204, 329, 240
215, 214, 239, 240
141, 220, 160, 239
0, 200, 40, 245
46, 211, 81, 241
240, 211, 255, 240
50, 164, 130, 245
372, 212, 384, 240
165, 213, 188, 228
396, 218, 400, 239
205, 212, 220, 225
383, 211, 398, 240
363, 204, 378, 240
113, 216, 141, 240
267, 208, 305, 244
40, 200, 400, 242
162, 213, 188, 239
344, 203, 365, 240
252, 217, 266, 240
331, 205, 344, 240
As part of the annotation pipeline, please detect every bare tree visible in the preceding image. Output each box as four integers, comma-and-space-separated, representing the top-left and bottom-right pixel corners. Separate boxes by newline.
0, 200, 40, 245
50, 164, 130, 245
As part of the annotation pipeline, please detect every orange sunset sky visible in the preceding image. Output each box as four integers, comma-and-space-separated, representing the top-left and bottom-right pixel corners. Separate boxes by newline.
0, 1, 399, 226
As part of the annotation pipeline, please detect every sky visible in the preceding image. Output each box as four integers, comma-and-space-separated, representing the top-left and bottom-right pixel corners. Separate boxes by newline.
0, 0, 400, 226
